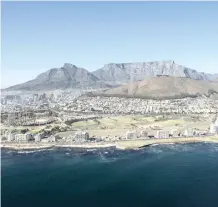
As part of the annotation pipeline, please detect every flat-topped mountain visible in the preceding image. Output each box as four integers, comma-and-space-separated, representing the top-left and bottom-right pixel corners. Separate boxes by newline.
93, 60, 217, 85
100, 76, 218, 99
4, 63, 110, 91
3, 60, 217, 92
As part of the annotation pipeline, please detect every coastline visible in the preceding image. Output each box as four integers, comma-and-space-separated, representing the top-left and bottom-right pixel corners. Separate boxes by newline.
0, 142, 116, 150
1, 136, 218, 151
116, 136, 218, 149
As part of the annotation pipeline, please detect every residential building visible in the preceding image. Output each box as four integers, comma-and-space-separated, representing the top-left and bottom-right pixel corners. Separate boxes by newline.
156, 130, 169, 139
35, 133, 43, 142
140, 130, 148, 138
184, 129, 195, 137
74, 131, 89, 142
7, 133, 15, 142
170, 130, 179, 137
209, 124, 218, 134
126, 131, 137, 139
49, 136, 57, 142
15, 133, 32, 142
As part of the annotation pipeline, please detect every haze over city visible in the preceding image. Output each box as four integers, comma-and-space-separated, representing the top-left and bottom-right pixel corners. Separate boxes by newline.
2, 1, 218, 88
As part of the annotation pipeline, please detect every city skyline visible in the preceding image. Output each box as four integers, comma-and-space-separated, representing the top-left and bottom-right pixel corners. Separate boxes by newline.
2, 1, 218, 88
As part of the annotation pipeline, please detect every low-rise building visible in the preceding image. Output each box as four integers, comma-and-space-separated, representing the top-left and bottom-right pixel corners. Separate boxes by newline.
156, 130, 169, 139
140, 130, 148, 138
74, 131, 89, 142
41, 138, 50, 143
49, 136, 57, 142
184, 129, 195, 137
15, 133, 32, 142
170, 130, 179, 137
126, 131, 138, 139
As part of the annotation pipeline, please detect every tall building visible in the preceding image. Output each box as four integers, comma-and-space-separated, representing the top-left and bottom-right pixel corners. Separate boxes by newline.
215, 118, 218, 126
7, 133, 15, 142
209, 116, 218, 134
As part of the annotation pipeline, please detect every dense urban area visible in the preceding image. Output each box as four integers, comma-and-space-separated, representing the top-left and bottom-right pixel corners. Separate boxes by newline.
1, 90, 218, 148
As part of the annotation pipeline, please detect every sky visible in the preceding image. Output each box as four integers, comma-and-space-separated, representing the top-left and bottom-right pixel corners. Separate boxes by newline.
1, 1, 218, 88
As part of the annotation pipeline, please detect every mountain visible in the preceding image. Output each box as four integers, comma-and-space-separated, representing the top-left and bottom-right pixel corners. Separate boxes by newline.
4, 63, 110, 91
99, 76, 218, 99
3, 61, 217, 92
92, 60, 217, 85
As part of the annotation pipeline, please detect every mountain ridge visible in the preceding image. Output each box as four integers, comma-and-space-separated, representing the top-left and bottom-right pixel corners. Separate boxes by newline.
93, 60, 218, 85
2, 60, 218, 91
4, 63, 110, 91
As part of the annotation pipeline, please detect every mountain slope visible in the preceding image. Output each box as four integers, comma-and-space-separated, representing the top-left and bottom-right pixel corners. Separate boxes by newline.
4, 63, 110, 91
92, 60, 217, 85
101, 76, 218, 99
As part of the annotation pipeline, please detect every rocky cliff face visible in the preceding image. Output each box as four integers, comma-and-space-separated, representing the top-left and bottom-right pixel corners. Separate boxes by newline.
92, 60, 217, 85
5, 63, 110, 91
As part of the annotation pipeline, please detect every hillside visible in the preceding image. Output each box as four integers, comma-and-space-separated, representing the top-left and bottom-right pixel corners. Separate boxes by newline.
4, 63, 110, 91
100, 76, 218, 99
93, 60, 217, 85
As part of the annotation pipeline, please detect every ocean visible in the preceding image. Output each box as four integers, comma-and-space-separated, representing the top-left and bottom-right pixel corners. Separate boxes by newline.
2, 143, 218, 207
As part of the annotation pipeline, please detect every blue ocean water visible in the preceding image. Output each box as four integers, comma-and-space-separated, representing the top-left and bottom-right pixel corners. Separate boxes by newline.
2, 143, 218, 207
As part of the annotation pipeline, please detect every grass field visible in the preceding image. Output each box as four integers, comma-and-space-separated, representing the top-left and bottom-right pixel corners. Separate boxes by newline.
70, 115, 213, 137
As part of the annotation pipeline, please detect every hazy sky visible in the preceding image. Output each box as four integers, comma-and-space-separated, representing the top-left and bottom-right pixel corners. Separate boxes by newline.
2, 1, 218, 88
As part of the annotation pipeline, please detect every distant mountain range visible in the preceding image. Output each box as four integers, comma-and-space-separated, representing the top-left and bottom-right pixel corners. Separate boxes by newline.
3, 60, 218, 91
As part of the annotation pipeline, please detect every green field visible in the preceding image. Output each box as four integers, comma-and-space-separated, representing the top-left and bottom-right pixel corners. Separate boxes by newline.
70, 115, 212, 137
